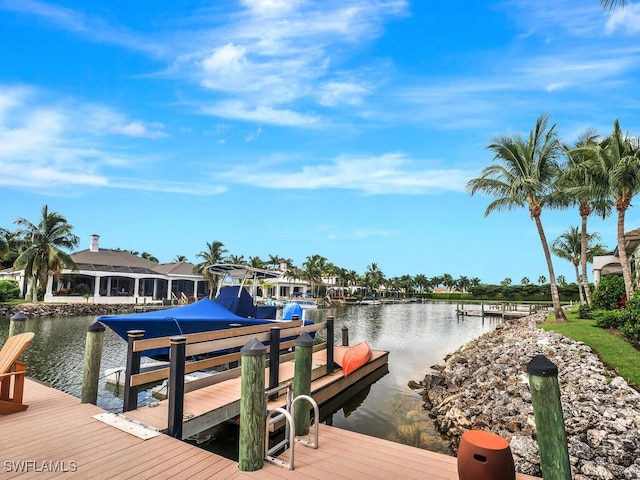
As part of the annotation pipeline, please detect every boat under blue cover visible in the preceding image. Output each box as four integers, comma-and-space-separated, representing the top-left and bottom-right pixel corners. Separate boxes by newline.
98, 291, 287, 358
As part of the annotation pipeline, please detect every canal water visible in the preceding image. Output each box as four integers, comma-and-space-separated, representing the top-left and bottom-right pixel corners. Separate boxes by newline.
0, 302, 501, 455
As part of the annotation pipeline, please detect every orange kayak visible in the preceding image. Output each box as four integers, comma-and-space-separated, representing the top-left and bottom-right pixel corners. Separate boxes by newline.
336, 341, 372, 376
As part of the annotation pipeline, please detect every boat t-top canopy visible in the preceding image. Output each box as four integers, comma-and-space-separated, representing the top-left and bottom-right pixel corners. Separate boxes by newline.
207, 263, 280, 299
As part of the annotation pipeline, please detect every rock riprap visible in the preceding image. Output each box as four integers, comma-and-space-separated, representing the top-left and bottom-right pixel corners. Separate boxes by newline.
410, 313, 640, 479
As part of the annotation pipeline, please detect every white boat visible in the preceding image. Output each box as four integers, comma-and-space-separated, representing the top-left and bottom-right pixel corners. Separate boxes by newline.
285, 299, 318, 309
360, 297, 381, 306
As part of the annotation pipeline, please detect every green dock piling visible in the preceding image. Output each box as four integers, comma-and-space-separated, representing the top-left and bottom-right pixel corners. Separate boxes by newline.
527, 354, 571, 480
293, 332, 314, 436
238, 338, 266, 472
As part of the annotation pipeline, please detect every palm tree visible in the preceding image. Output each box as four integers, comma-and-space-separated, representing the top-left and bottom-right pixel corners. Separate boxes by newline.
538, 275, 547, 284
141, 252, 159, 263
14, 205, 79, 303
174, 254, 188, 262
521, 277, 531, 286
227, 254, 246, 265
601, 0, 625, 10
302, 254, 327, 297
194, 241, 228, 298
501, 277, 512, 287
466, 114, 567, 321
598, 120, 640, 298
0, 227, 9, 262
248, 256, 266, 269
365, 263, 385, 297
561, 131, 611, 305
551, 226, 606, 304
267, 254, 283, 269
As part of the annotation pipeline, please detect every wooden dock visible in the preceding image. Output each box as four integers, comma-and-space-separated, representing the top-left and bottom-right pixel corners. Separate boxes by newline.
123, 347, 389, 439
1, 379, 541, 479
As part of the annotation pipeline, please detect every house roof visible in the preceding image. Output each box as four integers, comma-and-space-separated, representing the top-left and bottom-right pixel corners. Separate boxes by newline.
71, 248, 160, 274
154, 261, 199, 276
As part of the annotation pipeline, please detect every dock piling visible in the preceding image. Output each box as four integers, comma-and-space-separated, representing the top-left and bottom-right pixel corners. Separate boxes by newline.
81, 321, 106, 404
123, 330, 145, 412
8, 312, 27, 337
293, 332, 314, 436
341, 326, 349, 346
326, 316, 334, 374
526, 355, 571, 480
239, 338, 266, 472
168, 336, 187, 439
268, 327, 281, 400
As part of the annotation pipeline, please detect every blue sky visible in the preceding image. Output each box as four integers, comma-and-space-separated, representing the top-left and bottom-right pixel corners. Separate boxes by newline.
1, 0, 640, 285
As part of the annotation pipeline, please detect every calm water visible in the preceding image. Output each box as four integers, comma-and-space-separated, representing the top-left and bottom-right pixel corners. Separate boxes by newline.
0, 302, 501, 454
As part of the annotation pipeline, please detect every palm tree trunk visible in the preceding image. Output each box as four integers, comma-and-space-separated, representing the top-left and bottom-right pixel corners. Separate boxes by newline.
534, 216, 566, 321
580, 214, 592, 305
574, 263, 584, 304
617, 207, 634, 298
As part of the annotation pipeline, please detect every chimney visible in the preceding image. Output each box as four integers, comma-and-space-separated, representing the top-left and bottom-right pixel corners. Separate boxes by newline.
89, 234, 100, 253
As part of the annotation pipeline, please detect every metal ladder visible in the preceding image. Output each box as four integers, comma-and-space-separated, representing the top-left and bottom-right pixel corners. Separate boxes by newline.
264, 382, 319, 470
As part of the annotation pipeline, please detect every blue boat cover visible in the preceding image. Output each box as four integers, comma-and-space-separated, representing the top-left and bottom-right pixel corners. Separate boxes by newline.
216, 286, 277, 319
97, 297, 279, 357
282, 302, 303, 320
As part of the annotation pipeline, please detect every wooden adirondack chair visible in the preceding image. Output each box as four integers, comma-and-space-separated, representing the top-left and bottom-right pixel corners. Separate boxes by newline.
0, 332, 35, 414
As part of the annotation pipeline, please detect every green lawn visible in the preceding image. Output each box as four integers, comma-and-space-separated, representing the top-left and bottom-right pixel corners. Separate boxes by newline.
540, 308, 640, 388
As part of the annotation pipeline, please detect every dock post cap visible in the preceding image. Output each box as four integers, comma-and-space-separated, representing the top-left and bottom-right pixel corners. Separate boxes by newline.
87, 321, 106, 333
126, 329, 146, 336
170, 336, 187, 343
296, 332, 314, 347
241, 337, 266, 356
526, 354, 558, 377
10, 312, 27, 321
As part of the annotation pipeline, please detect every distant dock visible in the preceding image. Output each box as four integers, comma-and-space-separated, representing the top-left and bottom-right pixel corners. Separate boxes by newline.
456, 302, 549, 319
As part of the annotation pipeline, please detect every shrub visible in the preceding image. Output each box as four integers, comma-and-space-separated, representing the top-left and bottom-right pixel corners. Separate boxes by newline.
592, 309, 628, 329
0, 280, 20, 302
578, 303, 592, 319
619, 292, 640, 342
591, 274, 626, 310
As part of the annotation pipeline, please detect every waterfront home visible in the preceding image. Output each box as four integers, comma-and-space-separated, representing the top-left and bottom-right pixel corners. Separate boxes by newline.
592, 227, 640, 287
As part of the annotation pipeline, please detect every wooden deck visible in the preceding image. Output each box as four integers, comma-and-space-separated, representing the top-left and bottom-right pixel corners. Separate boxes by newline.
123, 347, 389, 439
0, 379, 541, 479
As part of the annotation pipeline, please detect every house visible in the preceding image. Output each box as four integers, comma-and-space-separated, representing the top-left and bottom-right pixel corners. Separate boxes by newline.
1, 235, 209, 305
592, 228, 640, 287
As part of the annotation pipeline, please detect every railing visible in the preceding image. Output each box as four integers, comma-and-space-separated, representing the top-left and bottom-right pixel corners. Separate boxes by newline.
120, 317, 335, 439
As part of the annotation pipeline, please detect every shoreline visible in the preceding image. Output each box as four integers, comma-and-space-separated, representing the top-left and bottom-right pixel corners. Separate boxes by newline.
410, 313, 640, 479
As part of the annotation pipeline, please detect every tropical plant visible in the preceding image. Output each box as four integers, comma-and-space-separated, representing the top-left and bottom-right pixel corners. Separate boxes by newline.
561, 130, 611, 304
173, 254, 188, 262
601, 0, 625, 10
594, 120, 640, 298
521, 277, 531, 286
226, 254, 246, 265
302, 254, 327, 297
538, 275, 547, 284
591, 273, 626, 310
193, 241, 228, 297
551, 226, 607, 304
466, 114, 567, 321
501, 277, 512, 287
13, 205, 79, 303
141, 252, 159, 263
364, 262, 385, 296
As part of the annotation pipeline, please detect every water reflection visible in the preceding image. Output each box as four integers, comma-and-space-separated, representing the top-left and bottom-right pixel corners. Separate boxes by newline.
0, 302, 501, 454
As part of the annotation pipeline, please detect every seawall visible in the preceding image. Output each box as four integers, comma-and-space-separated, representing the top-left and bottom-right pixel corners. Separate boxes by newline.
1, 303, 135, 319
410, 313, 640, 479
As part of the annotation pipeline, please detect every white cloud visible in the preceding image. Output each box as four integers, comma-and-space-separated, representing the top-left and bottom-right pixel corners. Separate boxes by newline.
202, 101, 321, 126
109, 121, 167, 139
0, 84, 217, 194
605, 3, 640, 35
215, 152, 474, 195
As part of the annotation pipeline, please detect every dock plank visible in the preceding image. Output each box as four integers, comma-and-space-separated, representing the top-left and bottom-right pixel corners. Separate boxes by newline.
1, 375, 541, 480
